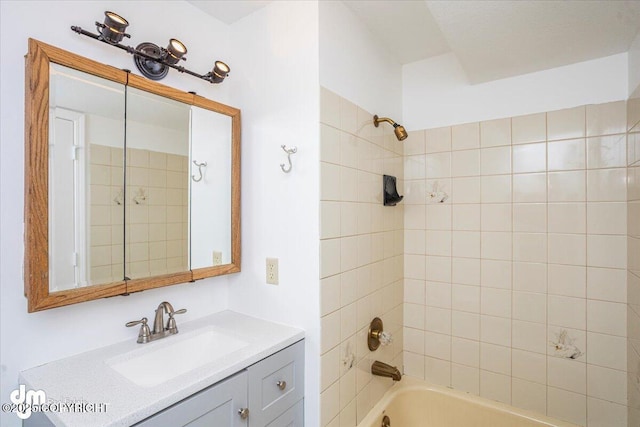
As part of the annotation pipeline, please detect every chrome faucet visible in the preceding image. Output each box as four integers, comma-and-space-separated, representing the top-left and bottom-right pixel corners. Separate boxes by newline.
126, 301, 187, 344
371, 360, 402, 381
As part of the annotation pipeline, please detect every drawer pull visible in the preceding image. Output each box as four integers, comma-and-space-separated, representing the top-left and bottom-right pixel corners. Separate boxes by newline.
238, 407, 249, 420
276, 380, 287, 390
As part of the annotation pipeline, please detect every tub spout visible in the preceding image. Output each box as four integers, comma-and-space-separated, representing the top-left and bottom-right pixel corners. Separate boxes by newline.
371, 360, 402, 381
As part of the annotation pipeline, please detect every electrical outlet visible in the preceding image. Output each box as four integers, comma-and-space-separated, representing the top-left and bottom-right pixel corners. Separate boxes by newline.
212, 251, 222, 266
266, 257, 279, 285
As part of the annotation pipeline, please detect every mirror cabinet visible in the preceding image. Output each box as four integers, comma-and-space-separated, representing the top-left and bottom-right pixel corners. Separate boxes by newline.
25, 39, 240, 312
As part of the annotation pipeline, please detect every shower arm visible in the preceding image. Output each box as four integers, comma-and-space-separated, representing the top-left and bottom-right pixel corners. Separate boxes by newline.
373, 115, 399, 128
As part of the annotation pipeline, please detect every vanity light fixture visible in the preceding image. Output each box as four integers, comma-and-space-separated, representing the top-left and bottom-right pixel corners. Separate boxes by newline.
97, 11, 130, 44
71, 11, 230, 84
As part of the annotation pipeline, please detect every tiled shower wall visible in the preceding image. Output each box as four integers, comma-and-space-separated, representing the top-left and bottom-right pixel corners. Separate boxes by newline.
627, 92, 640, 427
125, 148, 189, 279
402, 101, 629, 426
319, 88, 404, 427
89, 143, 124, 285
89, 144, 188, 284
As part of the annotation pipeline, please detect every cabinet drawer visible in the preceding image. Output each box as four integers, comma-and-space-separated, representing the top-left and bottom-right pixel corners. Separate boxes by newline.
248, 340, 304, 426
134, 371, 248, 427
266, 399, 303, 427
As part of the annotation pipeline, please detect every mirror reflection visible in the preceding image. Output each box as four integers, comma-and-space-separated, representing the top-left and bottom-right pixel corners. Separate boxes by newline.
49, 63, 125, 290
125, 87, 190, 280
46, 62, 236, 292
190, 107, 232, 269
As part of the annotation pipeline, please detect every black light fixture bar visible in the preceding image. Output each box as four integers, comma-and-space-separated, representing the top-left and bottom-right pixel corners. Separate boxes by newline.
70, 13, 229, 84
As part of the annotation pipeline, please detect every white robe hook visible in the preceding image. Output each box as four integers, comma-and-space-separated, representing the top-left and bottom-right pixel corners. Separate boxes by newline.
280, 145, 297, 173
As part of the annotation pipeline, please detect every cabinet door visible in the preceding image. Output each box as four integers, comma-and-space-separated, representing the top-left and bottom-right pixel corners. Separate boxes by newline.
134, 371, 248, 427
265, 400, 303, 427
248, 340, 304, 426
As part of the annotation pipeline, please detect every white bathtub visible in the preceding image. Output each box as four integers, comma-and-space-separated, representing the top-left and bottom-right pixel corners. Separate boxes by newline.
358, 377, 579, 427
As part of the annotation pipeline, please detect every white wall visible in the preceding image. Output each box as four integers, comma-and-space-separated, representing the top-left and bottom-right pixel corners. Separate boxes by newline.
319, 0, 403, 123
0, 2, 234, 426
225, 1, 322, 425
403, 52, 629, 130
630, 32, 640, 97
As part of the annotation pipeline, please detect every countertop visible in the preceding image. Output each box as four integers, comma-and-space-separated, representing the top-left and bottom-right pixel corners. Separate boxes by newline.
19, 310, 304, 427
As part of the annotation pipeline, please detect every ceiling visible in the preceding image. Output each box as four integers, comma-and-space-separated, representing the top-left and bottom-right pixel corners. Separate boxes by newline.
188, 0, 640, 83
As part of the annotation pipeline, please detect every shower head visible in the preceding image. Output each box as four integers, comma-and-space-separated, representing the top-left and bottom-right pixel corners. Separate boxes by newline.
373, 115, 408, 141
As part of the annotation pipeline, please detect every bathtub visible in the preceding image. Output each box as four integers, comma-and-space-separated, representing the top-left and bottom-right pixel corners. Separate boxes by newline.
358, 377, 579, 427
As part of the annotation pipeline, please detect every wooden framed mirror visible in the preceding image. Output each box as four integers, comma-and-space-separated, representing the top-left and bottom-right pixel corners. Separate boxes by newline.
24, 39, 240, 312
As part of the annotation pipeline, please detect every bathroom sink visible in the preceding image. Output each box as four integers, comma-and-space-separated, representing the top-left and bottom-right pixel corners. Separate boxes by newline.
107, 329, 249, 387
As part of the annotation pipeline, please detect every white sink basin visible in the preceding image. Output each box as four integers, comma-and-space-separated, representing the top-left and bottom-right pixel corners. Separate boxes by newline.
107, 328, 249, 387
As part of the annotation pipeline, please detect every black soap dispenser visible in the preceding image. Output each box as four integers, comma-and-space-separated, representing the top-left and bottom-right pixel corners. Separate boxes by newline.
383, 175, 403, 206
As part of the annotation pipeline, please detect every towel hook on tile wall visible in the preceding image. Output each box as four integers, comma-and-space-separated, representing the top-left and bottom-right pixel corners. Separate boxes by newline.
192, 160, 207, 182
280, 145, 297, 173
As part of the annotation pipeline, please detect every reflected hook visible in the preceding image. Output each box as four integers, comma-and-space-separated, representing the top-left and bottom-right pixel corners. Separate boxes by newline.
280, 145, 297, 173
192, 160, 207, 182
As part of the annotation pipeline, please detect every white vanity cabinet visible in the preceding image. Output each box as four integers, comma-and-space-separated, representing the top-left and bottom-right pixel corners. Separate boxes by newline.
133, 340, 304, 427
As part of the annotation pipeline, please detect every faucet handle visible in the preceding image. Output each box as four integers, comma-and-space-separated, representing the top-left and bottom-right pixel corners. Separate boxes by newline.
126, 317, 151, 344
166, 308, 187, 334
